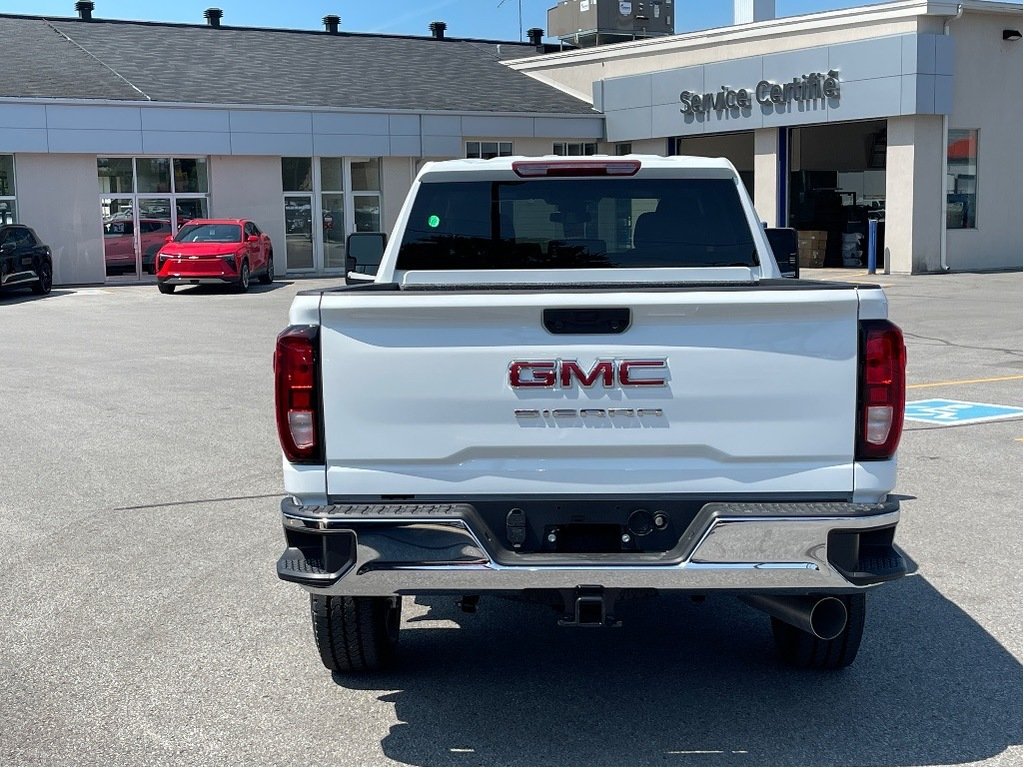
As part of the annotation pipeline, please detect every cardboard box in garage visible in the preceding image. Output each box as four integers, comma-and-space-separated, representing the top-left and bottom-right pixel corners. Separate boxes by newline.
798, 230, 828, 268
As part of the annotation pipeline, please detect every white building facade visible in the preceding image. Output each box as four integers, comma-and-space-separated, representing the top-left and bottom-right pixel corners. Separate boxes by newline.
510, 0, 1023, 274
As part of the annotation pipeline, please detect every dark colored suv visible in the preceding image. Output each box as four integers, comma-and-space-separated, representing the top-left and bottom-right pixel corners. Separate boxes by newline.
0, 225, 52, 296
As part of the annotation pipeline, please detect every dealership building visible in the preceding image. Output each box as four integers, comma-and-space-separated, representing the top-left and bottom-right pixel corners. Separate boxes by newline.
0, 0, 1020, 286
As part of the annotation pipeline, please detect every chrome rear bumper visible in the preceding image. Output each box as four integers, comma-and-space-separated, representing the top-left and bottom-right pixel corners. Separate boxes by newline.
277, 498, 904, 596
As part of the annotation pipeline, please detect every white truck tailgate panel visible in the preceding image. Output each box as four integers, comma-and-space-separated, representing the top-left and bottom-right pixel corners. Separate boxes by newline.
320, 289, 859, 496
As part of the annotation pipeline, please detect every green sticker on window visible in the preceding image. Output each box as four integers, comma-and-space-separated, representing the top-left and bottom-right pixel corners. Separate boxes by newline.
427, 215, 441, 228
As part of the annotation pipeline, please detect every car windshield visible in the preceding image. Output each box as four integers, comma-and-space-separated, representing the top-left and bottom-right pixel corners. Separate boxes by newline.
174, 223, 242, 243
396, 177, 757, 270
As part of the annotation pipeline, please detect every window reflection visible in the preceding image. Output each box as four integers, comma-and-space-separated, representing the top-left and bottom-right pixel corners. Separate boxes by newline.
98, 158, 133, 194
282, 158, 313, 192
136, 158, 171, 193
947, 129, 978, 229
173, 158, 208, 193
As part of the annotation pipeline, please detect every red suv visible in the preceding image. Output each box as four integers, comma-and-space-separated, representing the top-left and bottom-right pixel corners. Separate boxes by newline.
155, 219, 274, 294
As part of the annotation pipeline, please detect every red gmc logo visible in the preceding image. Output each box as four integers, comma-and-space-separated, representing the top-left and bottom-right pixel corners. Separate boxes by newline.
509, 359, 668, 388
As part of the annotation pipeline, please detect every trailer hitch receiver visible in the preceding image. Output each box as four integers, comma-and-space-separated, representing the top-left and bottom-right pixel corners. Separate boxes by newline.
558, 586, 622, 627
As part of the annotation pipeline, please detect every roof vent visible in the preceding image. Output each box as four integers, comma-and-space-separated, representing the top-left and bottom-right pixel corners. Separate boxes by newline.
204, 7, 223, 27
429, 20, 447, 40
323, 14, 341, 34
75, 1, 94, 20
527, 27, 544, 47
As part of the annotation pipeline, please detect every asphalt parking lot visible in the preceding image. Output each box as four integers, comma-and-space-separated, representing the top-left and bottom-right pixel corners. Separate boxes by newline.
1, 271, 1020, 766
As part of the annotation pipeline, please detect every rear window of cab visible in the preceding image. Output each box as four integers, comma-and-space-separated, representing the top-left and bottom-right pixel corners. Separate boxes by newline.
396, 177, 756, 271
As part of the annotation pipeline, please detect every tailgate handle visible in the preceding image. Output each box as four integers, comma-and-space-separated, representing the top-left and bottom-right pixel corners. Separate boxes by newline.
544, 308, 630, 335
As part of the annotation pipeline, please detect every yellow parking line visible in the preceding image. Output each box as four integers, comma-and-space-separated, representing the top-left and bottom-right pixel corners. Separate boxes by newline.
908, 375, 1023, 390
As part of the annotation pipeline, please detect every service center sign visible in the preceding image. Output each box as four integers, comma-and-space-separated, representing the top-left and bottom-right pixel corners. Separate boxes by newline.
680, 70, 841, 115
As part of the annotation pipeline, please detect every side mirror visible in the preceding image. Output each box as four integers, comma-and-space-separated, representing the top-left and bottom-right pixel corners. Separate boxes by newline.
345, 232, 387, 285
0, 242, 15, 255
764, 227, 800, 279
164, 234, 173, 243
246, 235, 259, 243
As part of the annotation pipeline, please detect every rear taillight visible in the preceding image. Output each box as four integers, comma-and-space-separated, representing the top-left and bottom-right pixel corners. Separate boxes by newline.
857, 319, 906, 460
274, 325, 322, 464
512, 160, 641, 177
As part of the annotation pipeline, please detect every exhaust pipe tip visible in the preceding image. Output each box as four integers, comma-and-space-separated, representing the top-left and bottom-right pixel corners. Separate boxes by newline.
741, 594, 849, 641
808, 596, 848, 641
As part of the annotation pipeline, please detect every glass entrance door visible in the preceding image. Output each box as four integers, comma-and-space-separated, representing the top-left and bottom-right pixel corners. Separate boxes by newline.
321, 193, 346, 269
284, 195, 314, 270
137, 198, 173, 275
102, 197, 138, 279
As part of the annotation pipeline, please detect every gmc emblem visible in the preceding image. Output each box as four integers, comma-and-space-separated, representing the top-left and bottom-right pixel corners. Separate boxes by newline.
509, 359, 668, 388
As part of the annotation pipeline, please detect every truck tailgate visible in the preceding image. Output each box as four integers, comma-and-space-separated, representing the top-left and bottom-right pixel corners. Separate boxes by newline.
319, 288, 860, 497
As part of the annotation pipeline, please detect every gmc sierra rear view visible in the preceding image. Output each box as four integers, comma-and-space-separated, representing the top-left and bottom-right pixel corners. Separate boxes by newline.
274, 156, 908, 674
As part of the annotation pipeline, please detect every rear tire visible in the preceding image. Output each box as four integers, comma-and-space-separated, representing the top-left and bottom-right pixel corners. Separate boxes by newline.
259, 251, 274, 284
31, 258, 52, 295
771, 593, 866, 669
157, 282, 175, 294
310, 595, 402, 673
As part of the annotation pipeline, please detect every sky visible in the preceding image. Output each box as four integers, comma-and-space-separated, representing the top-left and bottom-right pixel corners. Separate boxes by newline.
0, 0, 1017, 40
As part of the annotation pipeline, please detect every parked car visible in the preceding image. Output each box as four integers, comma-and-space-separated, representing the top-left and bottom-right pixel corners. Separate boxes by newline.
104, 218, 172, 275
155, 218, 273, 294
0, 224, 52, 296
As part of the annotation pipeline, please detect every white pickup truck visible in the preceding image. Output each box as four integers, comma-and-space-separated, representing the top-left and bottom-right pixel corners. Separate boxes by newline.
274, 155, 907, 674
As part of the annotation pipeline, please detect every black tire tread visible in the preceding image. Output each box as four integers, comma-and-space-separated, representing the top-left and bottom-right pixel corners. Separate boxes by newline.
237, 259, 250, 292
771, 593, 866, 670
31, 259, 52, 295
310, 595, 400, 673
259, 252, 274, 284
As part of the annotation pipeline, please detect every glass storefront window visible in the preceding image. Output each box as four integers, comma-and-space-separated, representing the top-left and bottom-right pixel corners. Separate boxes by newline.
466, 141, 512, 159
0, 154, 14, 197
97, 157, 210, 280
101, 197, 137, 277
354, 195, 381, 233
351, 159, 380, 191
0, 154, 15, 224
136, 158, 171, 193
279, 156, 386, 274
553, 142, 598, 156
175, 198, 208, 225
0, 200, 15, 226
322, 193, 346, 268
284, 195, 314, 270
282, 157, 312, 192
98, 158, 134, 194
320, 158, 345, 192
173, 158, 208, 193
947, 129, 978, 229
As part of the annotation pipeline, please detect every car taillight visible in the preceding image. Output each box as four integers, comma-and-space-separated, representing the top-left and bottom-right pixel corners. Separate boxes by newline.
274, 325, 322, 464
857, 319, 906, 460
512, 160, 641, 177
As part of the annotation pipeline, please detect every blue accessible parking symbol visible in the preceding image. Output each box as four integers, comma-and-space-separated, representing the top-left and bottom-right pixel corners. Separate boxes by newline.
905, 398, 1024, 426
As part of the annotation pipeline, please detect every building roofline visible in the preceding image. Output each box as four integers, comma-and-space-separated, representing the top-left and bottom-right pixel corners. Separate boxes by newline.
0, 11, 547, 51
0, 95, 599, 120
505, 0, 1022, 69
